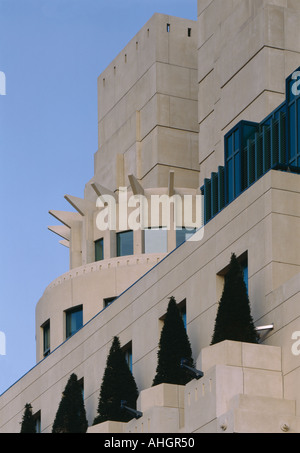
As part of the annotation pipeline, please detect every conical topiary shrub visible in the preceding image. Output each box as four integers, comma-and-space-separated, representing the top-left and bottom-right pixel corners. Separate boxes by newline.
211, 253, 259, 345
93, 336, 139, 425
20, 403, 36, 433
52, 373, 88, 433
152, 296, 194, 387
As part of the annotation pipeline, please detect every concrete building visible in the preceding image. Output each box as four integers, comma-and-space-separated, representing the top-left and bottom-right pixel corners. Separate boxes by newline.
0, 0, 300, 433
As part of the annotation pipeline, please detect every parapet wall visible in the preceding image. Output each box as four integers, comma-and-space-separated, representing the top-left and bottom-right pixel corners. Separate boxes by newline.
95, 13, 199, 191
89, 341, 300, 434
98, 13, 198, 122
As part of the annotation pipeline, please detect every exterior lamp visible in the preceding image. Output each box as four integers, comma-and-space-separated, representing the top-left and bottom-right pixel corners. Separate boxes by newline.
180, 359, 204, 380
120, 400, 143, 419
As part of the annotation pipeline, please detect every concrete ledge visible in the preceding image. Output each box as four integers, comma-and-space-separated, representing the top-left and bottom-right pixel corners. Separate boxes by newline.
89, 385, 185, 434
87, 342, 298, 434
197, 340, 282, 373
87, 421, 125, 433
137, 383, 184, 412
125, 406, 180, 434
185, 341, 285, 432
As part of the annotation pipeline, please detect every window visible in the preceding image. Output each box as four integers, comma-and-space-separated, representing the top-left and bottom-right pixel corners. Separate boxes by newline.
224, 122, 259, 207
176, 227, 196, 247
65, 306, 83, 339
286, 70, 300, 167
33, 411, 41, 433
241, 259, 249, 295
221, 252, 248, 295
180, 307, 187, 329
159, 299, 187, 330
167, 23, 170, 32
122, 342, 133, 372
116, 230, 134, 257
288, 97, 300, 167
104, 297, 116, 308
144, 227, 168, 254
178, 300, 187, 329
42, 320, 50, 357
95, 238, 104, 261
188, 28, 192, 37
78, 377, 84, 400
225, 128, 241, 203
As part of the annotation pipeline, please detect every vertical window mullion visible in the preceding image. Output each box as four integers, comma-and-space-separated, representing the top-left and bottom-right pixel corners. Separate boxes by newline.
297, 99, 300, 165
295, 100, 298, 166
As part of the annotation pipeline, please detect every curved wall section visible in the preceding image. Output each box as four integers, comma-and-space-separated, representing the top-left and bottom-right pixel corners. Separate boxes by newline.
35, 253, 166, 362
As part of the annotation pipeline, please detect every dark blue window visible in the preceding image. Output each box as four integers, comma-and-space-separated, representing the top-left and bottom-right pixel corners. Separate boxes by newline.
176, 227, 196, 247
202, 67, 300, 227
288, 98, 300, 166
297, 98, 300, 165
286, 68, 300, 167
289, 103, 296, 162
43, 320, 50, 357
180, 305, 187, 329
95, 238, 104, 261
224, 257, 248, 295
117, 230, 134, 257
225, 128, 241, 203
242, 262, 248, 295
66, 306, 83, 339
123, 343, 133, 372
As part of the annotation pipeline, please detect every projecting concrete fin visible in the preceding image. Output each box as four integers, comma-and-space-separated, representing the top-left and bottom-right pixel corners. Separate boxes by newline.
91, 182, 117, 200
49, 210, 82, 227
128, 174, 144, 195
64, 194, 95, 216
59, 240, 70, 248
48, 225, 71, 240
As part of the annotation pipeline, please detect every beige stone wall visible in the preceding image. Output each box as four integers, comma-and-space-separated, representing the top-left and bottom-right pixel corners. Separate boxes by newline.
95, 13, 199, 191
43, 185, 202, 359
198, 0, 300, 186
46, 14, 201, 353
35, 253, 166, 361
88, 342, 300, 434
1, 1, 300, 435
1, 170, 299, 433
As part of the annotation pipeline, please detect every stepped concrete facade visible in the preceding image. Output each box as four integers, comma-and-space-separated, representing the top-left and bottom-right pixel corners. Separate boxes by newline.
0, 0, 300, 433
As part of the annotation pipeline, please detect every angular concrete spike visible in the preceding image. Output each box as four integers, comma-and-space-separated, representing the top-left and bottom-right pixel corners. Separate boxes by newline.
128, 174, 144, 195
59, 239, 70, 248
49, 210, 82, 227
48, 225, 71, 240
64, 194, 94, 216
168, 171, 175, 197
91, 182, 117, 200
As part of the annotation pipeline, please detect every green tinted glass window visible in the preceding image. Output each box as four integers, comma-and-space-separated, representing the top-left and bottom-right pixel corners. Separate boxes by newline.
66, 306, 83, 339
116, 231, 134, 257
95, 238, 104, 261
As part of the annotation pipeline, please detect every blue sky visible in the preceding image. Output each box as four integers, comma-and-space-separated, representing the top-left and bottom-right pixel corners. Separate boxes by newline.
0, 0, 196, 395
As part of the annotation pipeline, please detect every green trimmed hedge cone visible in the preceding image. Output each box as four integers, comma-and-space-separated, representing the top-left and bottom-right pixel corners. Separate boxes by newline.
52, 373, 88, 433
211, 253, 259, 345
93, 336, 139, 425
152, 296, 194, 387
20, 403, 36, 433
